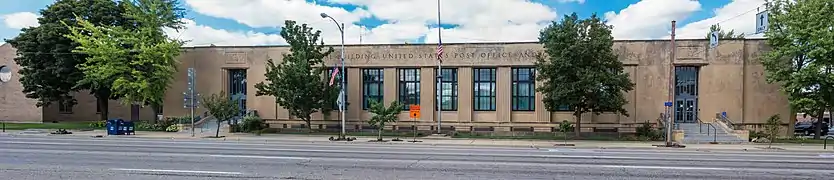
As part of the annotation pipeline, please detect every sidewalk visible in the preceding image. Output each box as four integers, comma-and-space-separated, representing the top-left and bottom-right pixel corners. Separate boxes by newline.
4, 129, 834, 152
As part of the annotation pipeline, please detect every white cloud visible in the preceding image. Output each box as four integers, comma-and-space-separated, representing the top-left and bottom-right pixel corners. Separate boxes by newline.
1, 12, 40, 29
185, 0, 557, 44
675, 0, 766, 39
604, 0, 702, 40
165, 19, 286, 46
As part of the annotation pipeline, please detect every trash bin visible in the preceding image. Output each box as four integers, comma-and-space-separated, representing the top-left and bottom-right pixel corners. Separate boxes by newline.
123, 121, 135, 135
106, 119, 122, 135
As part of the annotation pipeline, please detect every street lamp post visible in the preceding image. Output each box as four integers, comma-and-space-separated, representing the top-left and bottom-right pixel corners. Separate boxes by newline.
321, 13, 347, 140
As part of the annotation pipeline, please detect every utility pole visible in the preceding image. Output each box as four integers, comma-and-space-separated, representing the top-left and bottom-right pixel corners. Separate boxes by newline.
666, 20, 677, 146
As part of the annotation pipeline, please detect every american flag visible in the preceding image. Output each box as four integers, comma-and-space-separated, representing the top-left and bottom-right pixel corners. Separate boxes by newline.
436, 44, 443, 62
328, 65, 339, 86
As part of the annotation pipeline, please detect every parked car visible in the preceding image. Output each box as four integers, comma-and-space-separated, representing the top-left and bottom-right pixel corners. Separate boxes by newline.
794, 121, 829, 136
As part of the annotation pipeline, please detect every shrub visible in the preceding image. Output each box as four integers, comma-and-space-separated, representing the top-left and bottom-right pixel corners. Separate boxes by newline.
241, 115, 266, 133
88, 121, 106, 128
636, 121, 664, 141
136, 119, 176, 131
165, 124, 179, 132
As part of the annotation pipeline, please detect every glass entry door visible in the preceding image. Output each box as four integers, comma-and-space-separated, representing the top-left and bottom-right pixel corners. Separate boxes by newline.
674, 66, 699, 123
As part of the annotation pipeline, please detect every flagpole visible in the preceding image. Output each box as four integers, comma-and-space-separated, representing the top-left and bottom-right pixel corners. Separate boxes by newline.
339, 23, 346, 140
436, 0, 443, 135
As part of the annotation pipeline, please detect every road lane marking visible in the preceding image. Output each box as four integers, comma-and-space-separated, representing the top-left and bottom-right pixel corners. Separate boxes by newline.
110, 168, 243, 175
209, 155, 310, 160
6, 148, 834, 174
2, 141, 71, 145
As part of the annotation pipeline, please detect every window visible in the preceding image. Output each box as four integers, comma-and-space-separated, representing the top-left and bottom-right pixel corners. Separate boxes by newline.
398, 68, 420, 110
96, 101, 101, 114
362, 68, 384, 109
328, 67, 348, 110
512, 68, 536, 111
473, 68, 496, 111
436, 68, 458, 111
58, 99, 73, 114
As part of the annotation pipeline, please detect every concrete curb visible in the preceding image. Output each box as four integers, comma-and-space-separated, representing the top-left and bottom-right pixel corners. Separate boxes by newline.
6, 132, 834, 153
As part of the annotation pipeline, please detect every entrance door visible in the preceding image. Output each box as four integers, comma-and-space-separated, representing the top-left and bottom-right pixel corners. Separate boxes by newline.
674, 66, 699, 123
228, 69, 247, 124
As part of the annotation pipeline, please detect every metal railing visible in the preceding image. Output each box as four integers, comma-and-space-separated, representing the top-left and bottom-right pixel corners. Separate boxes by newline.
825, 136, 834, 150
698, 117, 717, 143
717, 113, 737, 130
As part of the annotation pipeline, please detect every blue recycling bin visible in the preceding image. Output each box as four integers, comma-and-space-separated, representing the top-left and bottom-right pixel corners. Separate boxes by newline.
122, 121, 135, 135
106, 119, 123, 135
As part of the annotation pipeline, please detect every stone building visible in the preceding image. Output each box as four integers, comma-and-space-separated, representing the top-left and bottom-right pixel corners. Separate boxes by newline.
0, 39, 792, 133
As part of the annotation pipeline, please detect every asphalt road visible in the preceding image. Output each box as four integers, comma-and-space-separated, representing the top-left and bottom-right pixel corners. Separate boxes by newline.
1, 135, 834, 180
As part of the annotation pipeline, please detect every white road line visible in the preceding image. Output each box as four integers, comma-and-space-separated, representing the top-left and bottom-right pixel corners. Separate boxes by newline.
110, 168, 243, 175
209, 154, 310, 160
1, 141, 71, 145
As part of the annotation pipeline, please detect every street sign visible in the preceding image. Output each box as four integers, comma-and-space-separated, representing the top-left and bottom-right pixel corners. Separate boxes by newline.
664, 101, 673, 107
709, 31, 719, 48
755, 10, 769, 34
409, 105, 420, 118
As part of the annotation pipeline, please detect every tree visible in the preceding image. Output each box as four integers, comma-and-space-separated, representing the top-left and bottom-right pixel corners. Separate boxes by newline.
64, 0, 186, 110
368, 100, 403, 141
558, 120, 573, 145
200, 92, 240, 138
761, 0, 834, 139
536, 13, 635, 137
764, 114, 782, 148
254, 20, 334, 132
4, 0, 129, 121
704, 24, 745, 39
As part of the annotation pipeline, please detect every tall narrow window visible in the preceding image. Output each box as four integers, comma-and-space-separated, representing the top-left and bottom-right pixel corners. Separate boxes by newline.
398, 68, 420, 110
228, 69, 247, 118
327, 67, 348, 110
512, 68, 536, 111
96, 101, 101, 114
362, 68, 384, 109
473, 68, 496, 111
436, 68, 458, 111
58, 99, 73, 114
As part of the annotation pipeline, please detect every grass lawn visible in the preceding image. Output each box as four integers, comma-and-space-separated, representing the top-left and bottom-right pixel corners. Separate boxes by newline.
1, 121, 100, 130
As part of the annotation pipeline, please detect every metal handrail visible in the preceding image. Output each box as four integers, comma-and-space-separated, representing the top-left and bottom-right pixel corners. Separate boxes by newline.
718, 113, 736, 130
697, 117, 717, 143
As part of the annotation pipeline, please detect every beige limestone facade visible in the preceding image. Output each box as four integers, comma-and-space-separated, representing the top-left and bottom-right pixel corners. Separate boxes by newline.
0, 39, 792, 133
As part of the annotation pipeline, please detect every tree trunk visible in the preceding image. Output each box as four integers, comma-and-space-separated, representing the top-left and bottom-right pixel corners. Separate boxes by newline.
574, 110, 582, 137
215, 118, 222, 138
95, 91, 110, 121
151, 103, 159, 123
563, 131, 568, 145
97, 96, 109, 121
305, 119, 312, 133
378, 126, 384, 141
815, 108, 824, 139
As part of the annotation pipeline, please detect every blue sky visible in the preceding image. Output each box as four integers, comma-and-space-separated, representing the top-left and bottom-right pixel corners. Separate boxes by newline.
1, 0, 766, 46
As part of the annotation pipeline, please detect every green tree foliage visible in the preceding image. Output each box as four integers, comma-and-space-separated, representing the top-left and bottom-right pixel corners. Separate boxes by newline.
4, 0, 129, 121
536, 13, 635, 136
201, 92, 240, 138
254, 20, 334, 132
368, 100, 403, 141
64, 0, 186, 108
705, 24, 745, 39
764, 114, 782, 148
558, 120, 573, 144
761, 0, 834, 139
